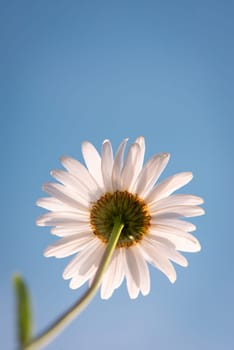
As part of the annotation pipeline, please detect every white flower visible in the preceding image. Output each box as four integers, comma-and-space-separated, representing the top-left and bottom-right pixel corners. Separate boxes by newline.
36, 137, 204, 299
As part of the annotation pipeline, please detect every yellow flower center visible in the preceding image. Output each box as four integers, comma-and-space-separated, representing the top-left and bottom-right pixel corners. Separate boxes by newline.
90, 191, 151, 248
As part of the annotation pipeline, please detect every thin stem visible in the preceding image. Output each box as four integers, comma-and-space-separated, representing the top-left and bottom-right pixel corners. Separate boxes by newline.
24, 218, 124, 350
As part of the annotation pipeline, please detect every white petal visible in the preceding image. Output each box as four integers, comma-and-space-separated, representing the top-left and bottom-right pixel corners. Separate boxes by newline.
139, 240, 177, 283
144, 236, 188, 267
36, 211, 89, 226
125, 248, 141, 288
149, 194, 204, 212
50, 170, 96, 203
82, 141, 104, 188
101, 251, 118, 299
135, 136, 145, 171
150, 218, 196, 232
120, 142, 141, 191
150, 225, 201, 252
36, 197, 74, 212
149, 213, 182, 220
146, 172, 193, 203
113, 248, 124, 289
42, 183, 89, 210
112, 138, 128, 190
50, 224, 91, 237
63, 238, 101, 279
168, 250, 188, 267
134, 153, 170, 198
123, 249, 140, 299
131, 246, 150, 296
146, 235, 175, 249
60, 156, 102, 197
101, 140, 114, 192
151, 205, 205, 217
79, 242, 104, 275
69, 266, 96, 289
44, 232, 93, 258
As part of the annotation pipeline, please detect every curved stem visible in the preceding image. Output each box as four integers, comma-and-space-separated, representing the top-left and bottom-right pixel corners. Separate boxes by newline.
24, 218, 124, 350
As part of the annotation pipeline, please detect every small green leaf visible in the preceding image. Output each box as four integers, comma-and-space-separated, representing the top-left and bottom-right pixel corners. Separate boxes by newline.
13, 274, 32, 347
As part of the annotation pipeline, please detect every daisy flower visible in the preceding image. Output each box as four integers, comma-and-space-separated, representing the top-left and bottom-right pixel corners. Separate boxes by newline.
36, 137, 204, 299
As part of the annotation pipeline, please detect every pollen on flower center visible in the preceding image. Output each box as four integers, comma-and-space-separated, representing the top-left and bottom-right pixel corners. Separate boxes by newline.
90, 191, 151, 248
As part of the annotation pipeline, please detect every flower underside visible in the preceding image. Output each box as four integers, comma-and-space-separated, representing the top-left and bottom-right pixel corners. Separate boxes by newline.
90, 191, 151, 248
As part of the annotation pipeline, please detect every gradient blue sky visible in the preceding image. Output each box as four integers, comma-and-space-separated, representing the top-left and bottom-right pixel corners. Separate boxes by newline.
1, 1, 234, 349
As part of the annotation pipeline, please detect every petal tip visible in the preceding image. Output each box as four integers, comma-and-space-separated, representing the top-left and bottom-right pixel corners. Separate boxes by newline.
171, 276, 177, 284
187, 172, 194, 180
141, 288, 150, 296
100, 293, 111, 300
161, 152, 170, 159
35, 199, 42, 207
191, 240, 202, 253
43, 248, 51, 257
69, 281, 77, 289
199, 197, 205, 205
60, 155, 67, 163
82, 140, 92, 149
199, 207, 206, 216
42, 182, 49, 192
129, 294, 139, 300
62, 271, 69, 280
35, 217, 45, 226
135, 135, 145, 144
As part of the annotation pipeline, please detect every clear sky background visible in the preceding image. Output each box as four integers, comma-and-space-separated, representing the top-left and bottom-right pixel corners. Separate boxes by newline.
1, 1, 233, 349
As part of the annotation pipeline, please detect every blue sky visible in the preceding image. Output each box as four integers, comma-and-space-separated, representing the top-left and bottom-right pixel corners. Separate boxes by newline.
1, 1, 233, 349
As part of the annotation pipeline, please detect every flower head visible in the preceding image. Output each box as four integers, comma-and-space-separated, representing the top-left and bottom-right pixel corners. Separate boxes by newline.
37, 137, 204, 299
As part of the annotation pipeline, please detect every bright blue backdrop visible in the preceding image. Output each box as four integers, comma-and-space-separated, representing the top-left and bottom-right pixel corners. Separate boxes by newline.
1, 1, 233, 349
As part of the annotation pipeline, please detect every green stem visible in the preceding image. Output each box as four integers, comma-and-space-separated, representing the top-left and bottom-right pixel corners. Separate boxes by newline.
24, 218, 124, 350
